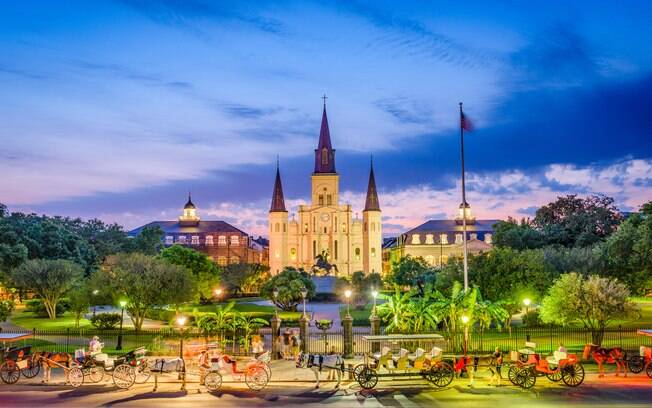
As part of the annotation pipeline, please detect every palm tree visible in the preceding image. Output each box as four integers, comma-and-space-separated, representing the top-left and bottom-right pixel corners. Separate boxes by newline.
407, 286, 441, 333
214, 301, 236, 345
237, 315, 269, 353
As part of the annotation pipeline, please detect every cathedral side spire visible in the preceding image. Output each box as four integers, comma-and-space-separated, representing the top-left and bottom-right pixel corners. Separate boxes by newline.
314, 98, 336, 173
364, 156, 380, 211
270, 160, 287, 212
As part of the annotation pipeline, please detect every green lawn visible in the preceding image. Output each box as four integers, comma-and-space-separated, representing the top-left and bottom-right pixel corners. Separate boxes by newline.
10, 310, 92, 330
339, 303, 374, 325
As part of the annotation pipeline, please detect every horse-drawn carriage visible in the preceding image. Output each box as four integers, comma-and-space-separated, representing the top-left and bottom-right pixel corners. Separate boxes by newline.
507, 342, 585, 389
73, 346, 150, 389
628, 329, 652, 377
351, 334, 455, 390
0, 333, 40, 384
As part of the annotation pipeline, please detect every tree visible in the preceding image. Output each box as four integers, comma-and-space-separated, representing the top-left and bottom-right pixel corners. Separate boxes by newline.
260, 267, 315, 311
534, 194, 622, 247
0, 203, 6, 218
97, 253, 194, 330
0, 299, 15, 323
159, 245, 221, 301
540, 273, 637, 344
0, 243, 28, 284
493, 218, 545, 250
388, 255, 432, 287
377, 289, 414, 334
350, 271, 383, 308
125, 225, 164, 255
221, 263, 269, 295
67, 283, 91, 328
12, 259, 83, 319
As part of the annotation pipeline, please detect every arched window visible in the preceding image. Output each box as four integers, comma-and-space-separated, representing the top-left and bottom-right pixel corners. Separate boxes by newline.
425, 234, 434, 244
275, 223, 280, 233
321, 147, 328, 165
355, 247, 361, 261
205, 235, 214, 246
319, 195, 324, 205
371, 247, 376, 257
290, 248, 297, 260
327, 194, 332, 205
283, 223, 286, 233
440, 234, 448, 245
411, 234, 421, 245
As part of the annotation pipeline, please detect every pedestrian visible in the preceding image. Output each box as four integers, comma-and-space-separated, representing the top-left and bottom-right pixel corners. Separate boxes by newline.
198, 349, 210, 386
251, 334, 265, 358
291, 330, 301, 359
327, 346, 338, 381
489, 347, 502, 386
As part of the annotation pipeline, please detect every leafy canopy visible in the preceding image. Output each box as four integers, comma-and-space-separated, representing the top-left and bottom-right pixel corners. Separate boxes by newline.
260, 267, 315, 311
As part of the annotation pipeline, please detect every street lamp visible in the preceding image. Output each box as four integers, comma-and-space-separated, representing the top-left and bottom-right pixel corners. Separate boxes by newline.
214, 288, 223, 299
344, 289, 352, 319
92, 289, 99, 317
176, 316, 187, 390
272, 287, 279, 319
116, 299, 127, 350
371, 289, 379, 318
300, 287, 308, 319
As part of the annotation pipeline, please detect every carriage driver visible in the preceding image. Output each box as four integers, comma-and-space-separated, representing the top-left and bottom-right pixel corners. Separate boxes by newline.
89, 336, 103, 355
198, 349, 210, 385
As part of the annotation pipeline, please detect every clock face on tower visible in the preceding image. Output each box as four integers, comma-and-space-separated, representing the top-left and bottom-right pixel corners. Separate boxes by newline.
320, 213, 330, 222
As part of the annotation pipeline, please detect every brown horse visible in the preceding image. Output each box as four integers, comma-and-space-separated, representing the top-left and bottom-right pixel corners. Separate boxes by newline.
582, 344, 627, 377
32, 351, 72, 383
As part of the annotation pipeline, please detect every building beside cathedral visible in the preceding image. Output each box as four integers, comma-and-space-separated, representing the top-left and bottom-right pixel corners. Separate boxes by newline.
129, 195, 268, 265
268, 104, 382, 276
382, 202, 499, 274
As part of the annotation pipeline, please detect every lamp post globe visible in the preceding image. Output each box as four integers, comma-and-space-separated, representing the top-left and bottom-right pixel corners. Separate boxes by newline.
176, 316, 187, 389
371, 289, 379, 317
300, 287, 308, 318
344, 289, 352, 318
272, 287, 279, 318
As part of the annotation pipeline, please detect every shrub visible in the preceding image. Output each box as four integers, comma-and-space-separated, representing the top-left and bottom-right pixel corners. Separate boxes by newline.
25, 299, 68, 317
0, 300, 15, 322
90, 313, 122, 329
522, 309, 543, 328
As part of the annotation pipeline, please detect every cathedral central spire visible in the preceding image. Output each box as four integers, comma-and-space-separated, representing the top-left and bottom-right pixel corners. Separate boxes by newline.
364, 157, 380, 212
270, 159, 287, 212
314, 100, 336, 174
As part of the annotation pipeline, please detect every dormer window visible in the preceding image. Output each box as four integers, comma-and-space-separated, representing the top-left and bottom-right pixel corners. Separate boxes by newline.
470, 233, 477, 240
205, 235, 214, 246
191, 235, 200, 245
455, 234, 463, 244
230, 235, 239, 246
425, 234, 434, 244
485, 233, 493, 244
165, 236, 173, 245
440, 234, 448, 244
218, 235, 227, 246
321, 147, 328, 165
177, 235, 187, 244
411, 234, 421, 245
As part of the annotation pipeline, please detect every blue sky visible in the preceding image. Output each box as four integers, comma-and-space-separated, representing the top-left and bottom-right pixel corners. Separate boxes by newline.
1, 1, 651, 236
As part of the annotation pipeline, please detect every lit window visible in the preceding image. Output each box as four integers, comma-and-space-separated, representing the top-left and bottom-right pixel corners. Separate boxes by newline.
371, 248, 376, 257
165, 236, 174, 245
355, 247, 361, 261
411, 234, 421, 245
290, 248, 297, 260
230, 256, 239, 264
441, 255, 449, 264
485, 233, 493, 244
191, 235, 200, 245
205, 235, 214, 246
217, 256, 227, 266
304, 223, 309, 233
218, 235, 227, 246
455, 234, 463, 244
342, 223, 346, 233
440, 234, 448, 245
470, 233, 477, 240
425, 255, 435, 265
177, 236, 187, 244
230, 235, 239, 246
425, 234, 434, 244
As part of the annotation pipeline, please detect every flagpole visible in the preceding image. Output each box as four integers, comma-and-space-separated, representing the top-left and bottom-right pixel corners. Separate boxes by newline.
459, 102, 469, 293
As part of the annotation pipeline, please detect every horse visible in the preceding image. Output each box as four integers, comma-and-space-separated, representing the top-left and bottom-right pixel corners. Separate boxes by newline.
453, 354, 500, 387
583, 344, 627, 377
296, 352, 344, 389
32, 351, 72, 384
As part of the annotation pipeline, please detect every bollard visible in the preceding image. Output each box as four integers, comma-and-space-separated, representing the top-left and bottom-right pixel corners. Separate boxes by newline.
299, 315, 310, 353
343, 315, 353, 359
271, 316, 282, 360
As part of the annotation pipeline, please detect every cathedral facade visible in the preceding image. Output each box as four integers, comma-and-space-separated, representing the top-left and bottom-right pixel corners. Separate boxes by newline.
268, 104, 382, 276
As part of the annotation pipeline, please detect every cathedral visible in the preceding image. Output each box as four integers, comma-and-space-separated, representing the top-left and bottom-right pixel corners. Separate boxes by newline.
268, 103, 382, 276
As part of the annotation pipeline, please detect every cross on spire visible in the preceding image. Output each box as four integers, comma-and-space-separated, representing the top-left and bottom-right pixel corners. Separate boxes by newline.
322, 93, 328, 106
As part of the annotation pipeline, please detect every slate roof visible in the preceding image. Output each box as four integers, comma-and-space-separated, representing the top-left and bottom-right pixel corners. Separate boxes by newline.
270, 164, 287, 212
314, 105, 336, 173
364, 160, 380, 211
128, 221, 247, 237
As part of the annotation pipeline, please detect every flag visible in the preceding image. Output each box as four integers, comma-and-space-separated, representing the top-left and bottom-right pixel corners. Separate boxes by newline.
461, 111, 473, 132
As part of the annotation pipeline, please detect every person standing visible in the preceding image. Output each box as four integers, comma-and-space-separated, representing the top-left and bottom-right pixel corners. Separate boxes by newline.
251, 334, 265, 358
291, 330, 301, 360
198, 349, 210, 386
489, 347, 503, 386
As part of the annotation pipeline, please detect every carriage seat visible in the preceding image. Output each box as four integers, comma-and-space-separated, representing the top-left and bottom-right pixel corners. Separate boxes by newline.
546, 351, 567, 365
393, 348, 410, 371
409, 348, 426, 369
640, 346, 652, 359
373, 346, 391, 361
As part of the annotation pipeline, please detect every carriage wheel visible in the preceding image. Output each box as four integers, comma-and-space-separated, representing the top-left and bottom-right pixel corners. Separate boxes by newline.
204, 372, 223, 392
561, 363, 584, 387
245, 366, 269, 391
507, 365, 520, 386
134, 364, 151, 384
516, 367, 536, 389
545, 369, 562, 382
113, 364, 136, 389
357, 367, 379, 390
429, 362, 454, 388
68, 367, 84, 388
21, 357, 41, 378
352, 364, 366, 382
0, 362, 20, 384
628, 356, 645, 374
88, 366, 105, 383
262, 362, 272, 379
645, 362, 652, 379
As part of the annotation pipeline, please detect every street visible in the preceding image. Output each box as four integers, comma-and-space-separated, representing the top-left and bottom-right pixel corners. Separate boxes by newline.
2, 371, 652, 407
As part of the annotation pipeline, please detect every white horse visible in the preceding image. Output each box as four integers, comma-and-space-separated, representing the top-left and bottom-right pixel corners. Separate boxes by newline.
296, 352, 344, 389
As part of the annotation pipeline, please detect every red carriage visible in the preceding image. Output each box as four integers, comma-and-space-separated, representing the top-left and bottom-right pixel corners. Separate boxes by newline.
627, 329, 652, 377
508, 342, 585, 389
